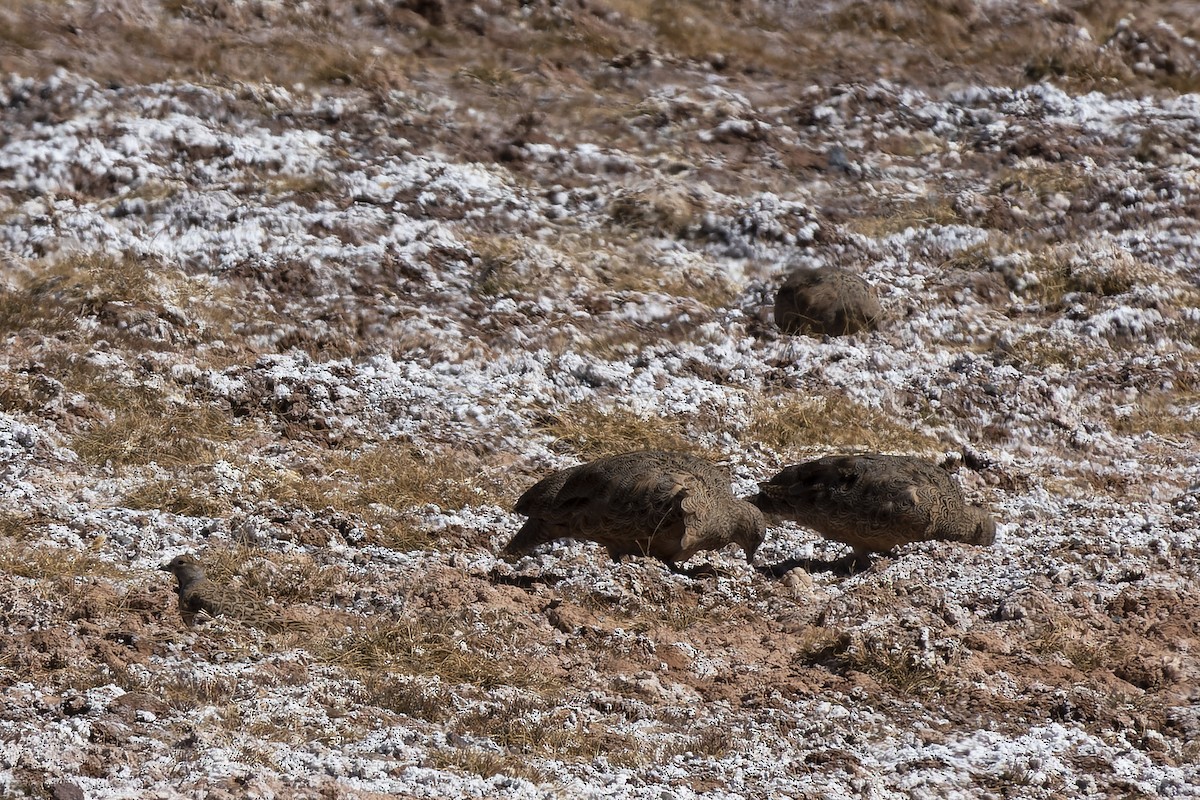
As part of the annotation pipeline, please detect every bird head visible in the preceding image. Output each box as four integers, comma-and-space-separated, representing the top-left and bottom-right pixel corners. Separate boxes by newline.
160, 554, 206, 585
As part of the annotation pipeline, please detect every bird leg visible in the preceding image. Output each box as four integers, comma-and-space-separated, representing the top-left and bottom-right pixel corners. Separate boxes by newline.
831, 548, 876, 575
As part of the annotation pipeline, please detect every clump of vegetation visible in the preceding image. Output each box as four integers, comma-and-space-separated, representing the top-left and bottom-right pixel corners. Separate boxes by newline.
123, 442, 499, 551
537, 402, 709, 460
122, 477, 232, 518
156, 671, 241, 712
658, 725, 739, 760
842, 196, 964, 239
0, 541, 122, 581
195, 546, 345, 605
829, 0, 976, 55
1016, 245, 1145, 310
1109, 392, 1199, 438
72, 391, 237, 469
598, 256, 740, 310
364, 675, 454, 723
1027, 620, 1113, 673
319, 612, 545, 691
453, 695, 646, 769
994, 164, 1093, 210
608, 185, 703, 239
472, 237, 537, 297
843, 637, 947, 695
749, 394, 940, 457
427, 747, 551, 785
0, 252, 159, 337
343, 440, 500, 513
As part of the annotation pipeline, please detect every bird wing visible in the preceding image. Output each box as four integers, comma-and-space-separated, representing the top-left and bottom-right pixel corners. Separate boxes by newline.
675, 469, 719, 554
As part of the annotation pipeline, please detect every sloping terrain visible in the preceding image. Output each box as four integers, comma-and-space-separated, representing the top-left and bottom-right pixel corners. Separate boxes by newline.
1, 1, 1199, 797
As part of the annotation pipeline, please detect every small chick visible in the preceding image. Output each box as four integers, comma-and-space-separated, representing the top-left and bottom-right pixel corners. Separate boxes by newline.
160, 554, 295, 632
752, 454, 995, 562
504, 450, 764, 571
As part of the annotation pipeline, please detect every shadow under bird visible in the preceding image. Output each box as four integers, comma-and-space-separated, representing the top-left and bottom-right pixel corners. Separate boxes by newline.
161, 554, 301, 633
504, 450, 765, 572
751, 454, 995, 565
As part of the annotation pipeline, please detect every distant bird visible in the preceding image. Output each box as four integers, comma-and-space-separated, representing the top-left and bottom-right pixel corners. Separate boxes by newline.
504, 450, 765, 571
774, 267, 881, 336
160, 554, 300, 632
752, 454, 995, 563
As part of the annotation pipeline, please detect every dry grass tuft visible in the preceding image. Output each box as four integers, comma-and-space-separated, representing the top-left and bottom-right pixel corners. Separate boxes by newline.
608, 186, 704, 239
193, 547, 345, 605
1022, 35, 1133, 90
363, 676, 453, 722
469, 236, 597, 300
319, 613, 546, 691
72, 392, 237, 469
472, 237, 538, 297
996, 333, 1096, 370
344, 441, 500, 513
659, 726, 738, 760
125, 443, 496, 551
844, 638, 946, 695
428, 748, 551, 784
537, 402, 708, 460
600, 257, 740, 310
1110, 393, 1200, 438
787, 623, 849, 665
828, 0, 976, 56
156, 671, 241, 712
600, 0, 771, 65
0, 543, 121, 582
122, 478, 232, 518
994, 164, 1093, 208
0, 512, 37, 540
1027, 621, 1112, 672
843, 196, 964, 239
1016, 245, 1144, 310
571, 580, 732, 633
749, 394, 939, 458
454, 695, 645, 768
0, 252, 162, 337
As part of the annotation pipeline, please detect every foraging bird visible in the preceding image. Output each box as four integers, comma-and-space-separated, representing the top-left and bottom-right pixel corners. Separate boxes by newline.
752, 454, 995, 562
505, 450, 765, 570
774, 267, 881, 336
160, 554, 299, 632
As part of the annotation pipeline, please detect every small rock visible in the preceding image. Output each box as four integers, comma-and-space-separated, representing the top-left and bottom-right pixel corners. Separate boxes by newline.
783, 568, 814, 594
50, 781, 85, 800
62, 694, 91, 717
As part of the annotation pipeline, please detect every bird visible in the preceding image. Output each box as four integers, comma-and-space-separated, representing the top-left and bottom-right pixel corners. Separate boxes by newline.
160, 554, 301, 633
774, 267, 882, 336
504, 450, 765, 571
751, 454, 995, 565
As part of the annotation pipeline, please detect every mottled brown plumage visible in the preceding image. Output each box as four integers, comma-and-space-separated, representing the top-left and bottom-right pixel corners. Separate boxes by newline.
160, 554, 299, 632
774, 267, 882, 336
505, 451, 765, 568
752, 454, 995, 558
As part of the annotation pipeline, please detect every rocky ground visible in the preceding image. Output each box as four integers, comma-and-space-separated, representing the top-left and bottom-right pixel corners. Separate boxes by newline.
1, 1, 1199, 797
